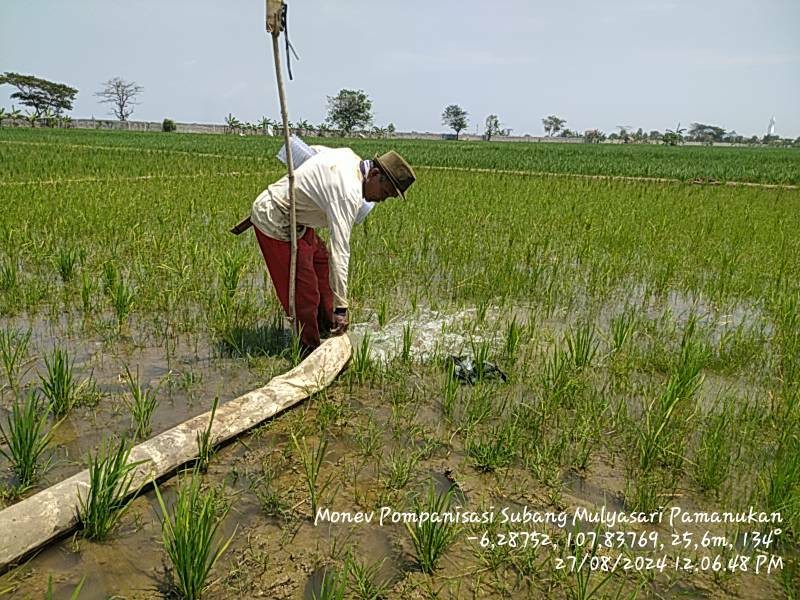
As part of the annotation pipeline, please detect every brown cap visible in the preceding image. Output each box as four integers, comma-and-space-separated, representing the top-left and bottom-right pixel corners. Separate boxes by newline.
373, 151, 416, 200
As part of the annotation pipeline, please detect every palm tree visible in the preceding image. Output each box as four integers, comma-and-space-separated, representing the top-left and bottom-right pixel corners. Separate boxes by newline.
9, 106, 22, 126
224, 113, 240, 135
25, 111, 38, 128
663, 122, 686, 146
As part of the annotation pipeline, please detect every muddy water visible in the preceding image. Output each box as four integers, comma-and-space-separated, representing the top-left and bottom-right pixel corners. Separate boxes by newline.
0, 312, 285, 504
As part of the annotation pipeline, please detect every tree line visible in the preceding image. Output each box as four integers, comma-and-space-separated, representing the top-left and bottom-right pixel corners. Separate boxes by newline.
1, 72, 798, 147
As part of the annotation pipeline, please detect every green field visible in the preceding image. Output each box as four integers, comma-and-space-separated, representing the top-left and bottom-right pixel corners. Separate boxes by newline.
0, 128, 798, 598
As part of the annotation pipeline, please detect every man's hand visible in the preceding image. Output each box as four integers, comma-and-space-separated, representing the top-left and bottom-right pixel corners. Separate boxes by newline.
331, 309, 348, 334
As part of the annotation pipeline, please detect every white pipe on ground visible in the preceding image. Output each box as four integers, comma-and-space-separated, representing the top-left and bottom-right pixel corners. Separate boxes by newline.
0, 335, 352, 572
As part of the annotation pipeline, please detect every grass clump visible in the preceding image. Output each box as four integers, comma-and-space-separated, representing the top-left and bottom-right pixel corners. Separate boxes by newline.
0, 326, 32, 393
78, 437, 140, 540
195, 397, 219, 472
0, 391, 56, 491
154, 472, 234, 600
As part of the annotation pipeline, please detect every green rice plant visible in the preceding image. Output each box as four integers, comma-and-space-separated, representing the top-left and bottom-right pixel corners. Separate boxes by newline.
610, 309, 637, 352
79, 272, 94, 314
122, 365, 160, 440
55, 247, 79, 283
462, 386, 496, 432
377, 297, 388, 327
565, 322, 599, 369
292, 434, 332, 518
350, 333, 373, 384
400, 323, 413, 364
469, 338, 492, 382
344, 551, 388, 600
0, 391, 56, 491
0, 326, 32, 393
78, 437, 141, 540
382, 449, 419, 490
218, 249, 247, 300
40, 346, 77, 417
466, 419, 519, 472
353, 417, 382, 457
692, 404, 735, 497
504, 316, 521, 362
405, 483, 458, 574
101, 260, 119, 293
0, 256, 18, 292
248, 457, 288, 517
311, 566, 348, 600
441, 360, 459, 420
45, 575, 85, 600
540, 341, 576, 403
154, 473, 234, 600
195, 397, 219, 472
108, 277, 135, 327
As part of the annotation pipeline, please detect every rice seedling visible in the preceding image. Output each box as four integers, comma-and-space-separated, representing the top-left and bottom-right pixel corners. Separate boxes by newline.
39, 346, 77, 417
400, 322, 413, 363
565, 322, 599, 369
292, 433, 332, 518
108, 276, 135, 327
311, 566, 348, 600
248, 457, 288, 517
692, 404, 735, 497
55, 247, 79, 283
218, 249, 247, 300
441, 360, 459, 420
352, 417, 382, 457
350, 332, 373, 384
78, 437, 141, 540
0, 256, 18, 292
504, 316, 521, 362
0, 391, 56, 491
79, 272, 94, 314
122, 365, 160, 440
381, 449, 419, 490
0, 326, 32, 393
344, 551, 389, 600
406, 482, 458, 574
466, 419, 519, 472
610, 308, 637, 352
195, 396, 219, 472
154, 472, 234, 600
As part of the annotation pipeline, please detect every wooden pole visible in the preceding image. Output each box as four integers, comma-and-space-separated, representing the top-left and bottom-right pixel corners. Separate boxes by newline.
271, 29, 298, 333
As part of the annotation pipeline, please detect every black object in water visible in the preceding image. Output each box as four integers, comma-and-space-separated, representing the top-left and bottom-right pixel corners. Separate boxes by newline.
446, 355, 507, 385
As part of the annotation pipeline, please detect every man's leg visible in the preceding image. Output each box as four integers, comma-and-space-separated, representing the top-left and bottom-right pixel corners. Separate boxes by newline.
310, 230, 334, 336
254, 228, 322, 350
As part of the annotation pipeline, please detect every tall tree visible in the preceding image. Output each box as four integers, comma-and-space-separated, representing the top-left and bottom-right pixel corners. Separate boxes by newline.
441, 104, 469, 139
542, 115, 566, 136
688, 123, 726, 144
0, 72, 78, 117
484, 115, 502, 141
95, 77, 143, 121
325, 89, 373, 136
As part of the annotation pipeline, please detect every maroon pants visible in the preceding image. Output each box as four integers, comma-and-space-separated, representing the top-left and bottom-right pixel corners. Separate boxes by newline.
255, 227, 334, 349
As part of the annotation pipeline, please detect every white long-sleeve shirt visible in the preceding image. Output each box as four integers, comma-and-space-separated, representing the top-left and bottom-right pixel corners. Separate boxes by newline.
250, 146, 363, 309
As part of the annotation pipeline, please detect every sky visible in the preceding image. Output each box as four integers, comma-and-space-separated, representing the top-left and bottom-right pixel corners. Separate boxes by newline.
1, 0, 799, 138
